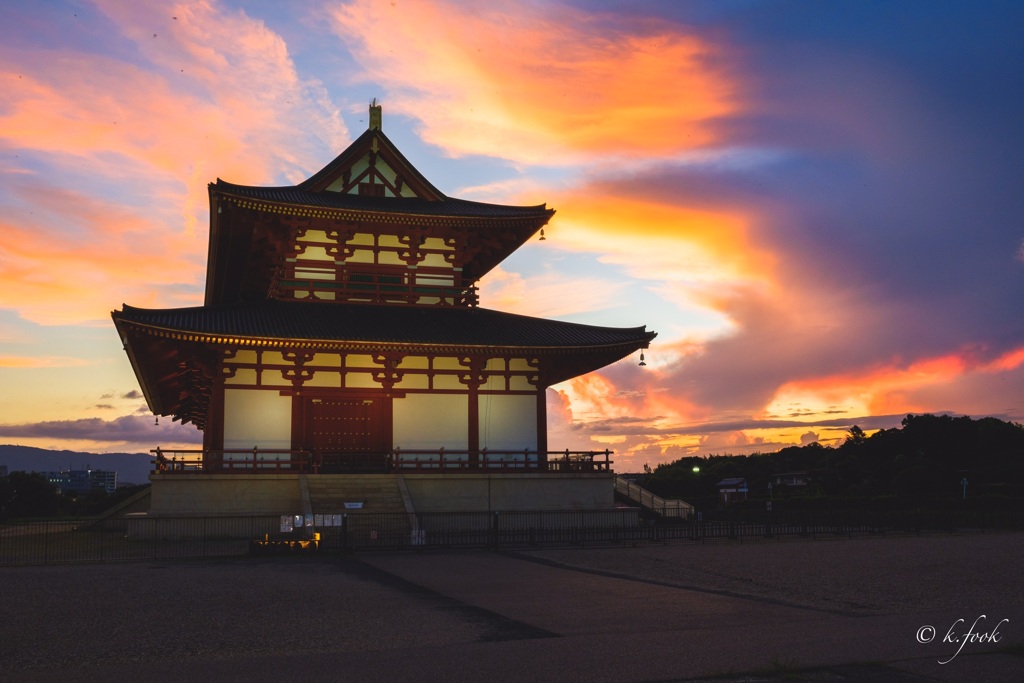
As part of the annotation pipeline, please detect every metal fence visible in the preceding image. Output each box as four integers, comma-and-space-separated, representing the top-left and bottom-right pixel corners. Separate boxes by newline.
1, 507, 1020, 567
0, 509, 644, 566
659, 507, 1024, 543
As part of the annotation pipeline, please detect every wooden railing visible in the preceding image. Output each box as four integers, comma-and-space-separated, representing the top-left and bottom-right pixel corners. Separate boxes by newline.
274, 278, 479, 307
153, 449, 311, 474
392, 448, 612, 473
151, 448, 614, 475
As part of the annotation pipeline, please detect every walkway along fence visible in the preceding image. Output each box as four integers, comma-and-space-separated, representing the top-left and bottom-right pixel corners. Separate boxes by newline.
1, 507, 1021, 567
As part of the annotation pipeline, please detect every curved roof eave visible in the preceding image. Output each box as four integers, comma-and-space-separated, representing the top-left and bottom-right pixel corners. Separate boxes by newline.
112, 301, 656, 352
210, 180, 553, 222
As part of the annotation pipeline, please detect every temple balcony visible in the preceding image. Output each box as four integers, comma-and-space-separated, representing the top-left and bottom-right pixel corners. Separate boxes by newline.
273, 278, 479, 306
152, 448, 613, 475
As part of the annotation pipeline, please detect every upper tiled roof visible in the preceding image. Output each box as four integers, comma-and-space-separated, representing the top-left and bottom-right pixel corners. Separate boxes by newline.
212, 127, 552, 221
213, 180, 552, 220
114, 300, 655, 351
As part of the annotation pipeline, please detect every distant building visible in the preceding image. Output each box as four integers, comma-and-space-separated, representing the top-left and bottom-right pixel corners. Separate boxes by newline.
43, 469, 118, 495
716, 477, 748, 504
773, 471, 810, 487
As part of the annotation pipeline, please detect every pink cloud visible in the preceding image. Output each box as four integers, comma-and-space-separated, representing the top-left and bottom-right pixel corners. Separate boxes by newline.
0, 185, 205, 324
0, 1, 348, 325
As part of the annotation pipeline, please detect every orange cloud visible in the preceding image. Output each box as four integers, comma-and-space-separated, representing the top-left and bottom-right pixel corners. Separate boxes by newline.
548, 192, 767, 285
0, 188, 205, 325
332, 0, 738, 163
985, 346, 1024, 372
540, 189, 779, 349
0, 356, 94, 368
765, 345, 1024, 421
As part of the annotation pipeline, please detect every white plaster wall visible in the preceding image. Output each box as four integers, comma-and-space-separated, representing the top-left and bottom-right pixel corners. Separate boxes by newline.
393, 393, 467, 450
479, 393, 538, 452
223, 389, 292, 451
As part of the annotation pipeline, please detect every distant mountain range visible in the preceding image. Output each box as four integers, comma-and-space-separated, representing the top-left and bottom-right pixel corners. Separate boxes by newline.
0, 445, 154, 485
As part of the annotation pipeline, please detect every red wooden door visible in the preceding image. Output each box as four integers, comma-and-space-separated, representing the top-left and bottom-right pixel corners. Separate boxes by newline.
305, 396, 388, 471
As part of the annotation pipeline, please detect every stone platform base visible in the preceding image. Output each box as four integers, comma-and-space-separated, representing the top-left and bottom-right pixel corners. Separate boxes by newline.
146, 472, 615, 517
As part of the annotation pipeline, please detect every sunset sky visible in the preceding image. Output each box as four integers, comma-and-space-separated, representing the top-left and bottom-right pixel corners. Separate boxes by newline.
1, 0, 1022, 469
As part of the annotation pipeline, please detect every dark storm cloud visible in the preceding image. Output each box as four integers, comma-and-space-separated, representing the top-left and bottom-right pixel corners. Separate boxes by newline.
584, 1, 1024, 417
719, 1, 1024, 330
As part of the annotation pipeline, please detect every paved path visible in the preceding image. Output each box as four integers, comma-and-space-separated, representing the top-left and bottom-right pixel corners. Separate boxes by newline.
2, 540, 1022, 681
358, 549, 1024, 682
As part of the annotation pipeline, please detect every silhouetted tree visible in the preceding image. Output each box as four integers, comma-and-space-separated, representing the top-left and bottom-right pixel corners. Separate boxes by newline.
845, 425, 867, 446
3, 472, 61, 518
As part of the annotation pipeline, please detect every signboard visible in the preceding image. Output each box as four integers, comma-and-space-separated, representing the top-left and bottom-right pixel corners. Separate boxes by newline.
344, 502, 364, 509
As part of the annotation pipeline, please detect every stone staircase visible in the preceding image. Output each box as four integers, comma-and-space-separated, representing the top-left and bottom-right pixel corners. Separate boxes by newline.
614, 476, 693, 519
303, 474, 411, 515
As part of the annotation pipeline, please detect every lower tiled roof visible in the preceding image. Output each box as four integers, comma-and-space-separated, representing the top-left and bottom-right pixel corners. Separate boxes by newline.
113, 300, 655, 351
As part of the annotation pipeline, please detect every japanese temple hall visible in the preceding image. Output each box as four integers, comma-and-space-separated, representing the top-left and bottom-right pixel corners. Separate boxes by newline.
112, 103, 656, 515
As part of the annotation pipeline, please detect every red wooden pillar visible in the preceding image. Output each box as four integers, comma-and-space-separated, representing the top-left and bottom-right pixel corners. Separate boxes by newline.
536, 386, 548, 470
468, 386, 480, 467
204, 369, 225, 471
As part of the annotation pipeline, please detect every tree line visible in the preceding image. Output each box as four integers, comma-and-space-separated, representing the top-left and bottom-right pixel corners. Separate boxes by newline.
0, 472, 147, 520
640, 414, 1024, 510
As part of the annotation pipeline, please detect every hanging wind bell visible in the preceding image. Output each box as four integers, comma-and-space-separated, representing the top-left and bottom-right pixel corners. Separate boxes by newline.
639, 350, 646, 367
539, 227, 546, 241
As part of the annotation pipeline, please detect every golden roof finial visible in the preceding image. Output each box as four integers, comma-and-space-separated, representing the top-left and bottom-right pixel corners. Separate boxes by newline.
369, 98, 382, 131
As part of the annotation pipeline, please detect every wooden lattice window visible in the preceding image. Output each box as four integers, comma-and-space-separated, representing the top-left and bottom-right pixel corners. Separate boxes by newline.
358, 182, 385, 197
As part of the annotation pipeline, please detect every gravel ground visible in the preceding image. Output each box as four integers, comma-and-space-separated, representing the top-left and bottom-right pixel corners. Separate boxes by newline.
0, 556, 500, 675
2, 533, 1021, 681
519, 533, 1024, 616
